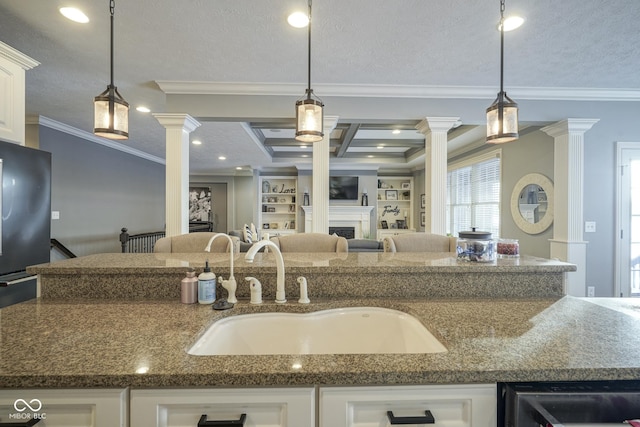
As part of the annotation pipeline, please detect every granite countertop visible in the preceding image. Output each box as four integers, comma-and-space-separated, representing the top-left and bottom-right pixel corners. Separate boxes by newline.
27, 252, 577, 275
1, 295, 639, 389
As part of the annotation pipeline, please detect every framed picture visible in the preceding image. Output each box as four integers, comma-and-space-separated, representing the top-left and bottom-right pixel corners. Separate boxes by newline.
284, 221, 290, 229
188, 186, 211, 221
263, 223, 270, 229
420, 193, 426, 209
288, 204, 296, 212
420, 211, 426, 227
401, 182, 411, 190
396, 219, 406, 229
385, 190, 398, 201
381, 220, 389, 229
270, 223, 279, 230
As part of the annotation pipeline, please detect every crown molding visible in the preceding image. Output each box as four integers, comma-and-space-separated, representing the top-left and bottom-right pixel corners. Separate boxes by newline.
155, 81, 640, 102
0, 41, 39, 70
31, 116, 165, 165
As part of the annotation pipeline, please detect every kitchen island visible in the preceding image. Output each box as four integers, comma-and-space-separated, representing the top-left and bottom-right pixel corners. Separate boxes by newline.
1, 252, 637, 389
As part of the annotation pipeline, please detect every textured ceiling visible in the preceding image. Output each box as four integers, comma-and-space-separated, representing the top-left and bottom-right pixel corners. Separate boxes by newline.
0, 0, 639, 174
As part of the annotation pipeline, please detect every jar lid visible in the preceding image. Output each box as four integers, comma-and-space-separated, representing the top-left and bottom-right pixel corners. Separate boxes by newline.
458, 227, 492, 240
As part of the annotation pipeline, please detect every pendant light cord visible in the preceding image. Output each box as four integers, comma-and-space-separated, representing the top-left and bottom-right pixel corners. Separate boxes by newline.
499, 0, 505, 94
109, 0, 115, 88
306, 0, 312, 99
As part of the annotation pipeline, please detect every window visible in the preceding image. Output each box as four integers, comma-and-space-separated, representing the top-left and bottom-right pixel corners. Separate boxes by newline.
446, 150, 501, 238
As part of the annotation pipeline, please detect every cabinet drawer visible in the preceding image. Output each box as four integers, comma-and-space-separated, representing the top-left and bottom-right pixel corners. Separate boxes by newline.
320, 384, 496, 427
0, 388, 128, 427
130, 387, 315, 427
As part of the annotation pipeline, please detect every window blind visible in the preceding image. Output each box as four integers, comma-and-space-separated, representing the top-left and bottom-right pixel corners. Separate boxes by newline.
447, 152, 501, 238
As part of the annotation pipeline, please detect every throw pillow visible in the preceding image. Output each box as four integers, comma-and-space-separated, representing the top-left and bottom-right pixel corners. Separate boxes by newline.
250, 223, 257, 240
243, 224, 253, 244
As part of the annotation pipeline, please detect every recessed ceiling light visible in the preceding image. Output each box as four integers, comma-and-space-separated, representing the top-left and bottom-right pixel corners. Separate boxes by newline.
367, 155, 374, 158
300, 145, 307, 149
59, 7, 89, 23
287, 11, 309, 28
236, 166, 242, 170
302, 154, 309, 158
392, 129, 401, 134
136, 106, 151, 113
500, 16, 525, 32
218, 156, 227, 160
192, 140, 202, 145
377, 145, 384, 149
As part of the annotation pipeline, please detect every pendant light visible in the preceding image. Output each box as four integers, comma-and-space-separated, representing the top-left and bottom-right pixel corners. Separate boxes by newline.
486, 0, 518, 144
295, 0, 324, 143
94, 0, 129, 140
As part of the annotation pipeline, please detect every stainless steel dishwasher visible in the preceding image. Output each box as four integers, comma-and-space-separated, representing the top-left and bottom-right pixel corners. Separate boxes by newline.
499, 381, 640, 427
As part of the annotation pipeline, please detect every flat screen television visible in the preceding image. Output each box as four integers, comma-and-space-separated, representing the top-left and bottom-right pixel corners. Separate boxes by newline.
329, 176, 359, 200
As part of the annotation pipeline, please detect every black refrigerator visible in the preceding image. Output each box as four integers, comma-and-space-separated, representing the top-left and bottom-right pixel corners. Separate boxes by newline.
0, 140, 51, 308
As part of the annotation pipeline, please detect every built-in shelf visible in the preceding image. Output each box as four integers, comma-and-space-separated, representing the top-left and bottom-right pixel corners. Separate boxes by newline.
259, 176, 298, 235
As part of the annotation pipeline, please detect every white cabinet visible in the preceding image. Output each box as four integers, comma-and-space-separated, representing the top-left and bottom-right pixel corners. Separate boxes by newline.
320, 384, 496, 427
376, 176, 415, 240
0, 43, 39, 145
259, 177, 298, 236
130, 387, 315, 427
0, 388, 128, 427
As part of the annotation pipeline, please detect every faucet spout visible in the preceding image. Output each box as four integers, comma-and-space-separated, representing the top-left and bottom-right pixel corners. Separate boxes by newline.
245, 240, 286, 303
204, 234, 236, 301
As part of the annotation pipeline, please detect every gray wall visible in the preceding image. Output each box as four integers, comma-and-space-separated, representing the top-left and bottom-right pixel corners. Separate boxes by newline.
583, 103, 640, 297
38, 126, 165, 256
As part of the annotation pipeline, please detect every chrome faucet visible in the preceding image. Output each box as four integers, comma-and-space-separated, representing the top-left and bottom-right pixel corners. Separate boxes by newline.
204, 233, 237, 303
244, 240, 286, 303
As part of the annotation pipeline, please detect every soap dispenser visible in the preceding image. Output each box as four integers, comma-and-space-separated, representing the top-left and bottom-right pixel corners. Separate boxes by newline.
180, 268, 198, 304
198, 260, 216, 304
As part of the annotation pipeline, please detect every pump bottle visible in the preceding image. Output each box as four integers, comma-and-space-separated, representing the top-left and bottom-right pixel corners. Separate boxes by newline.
198, 261, 216, 304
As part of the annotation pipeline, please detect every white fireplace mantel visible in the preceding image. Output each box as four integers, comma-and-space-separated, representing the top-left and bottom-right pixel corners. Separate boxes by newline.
301, 205, 374, 238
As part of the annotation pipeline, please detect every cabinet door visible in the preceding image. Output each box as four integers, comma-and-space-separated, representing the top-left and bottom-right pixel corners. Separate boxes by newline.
320, 384, 496, 427
0, 388, 128, 427
130, 387, 315, 427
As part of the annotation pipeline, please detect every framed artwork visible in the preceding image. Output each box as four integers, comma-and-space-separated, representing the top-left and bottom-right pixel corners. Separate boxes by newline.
381, 220, 389, 229
420, 194, 426, 209
396, 219, 406, 229
420, 211, 426, 227
189, 186, 211, 221
385, 190, 398, 201
401, 182, 411, 190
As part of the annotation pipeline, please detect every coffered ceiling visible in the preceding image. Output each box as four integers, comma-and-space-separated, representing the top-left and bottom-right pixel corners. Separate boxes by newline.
0, 1, 639, 174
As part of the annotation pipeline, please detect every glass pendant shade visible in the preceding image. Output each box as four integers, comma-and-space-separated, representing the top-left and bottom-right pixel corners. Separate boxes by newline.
94, 85, 129, 140
486, 92, 518, 144
295, 92, 324, 143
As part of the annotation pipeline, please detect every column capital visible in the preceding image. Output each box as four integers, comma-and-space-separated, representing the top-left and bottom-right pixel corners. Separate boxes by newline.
416, 117, 461, 135
541, 118, 599, 138
323, 115, 339, 133
153, 113, 201, 133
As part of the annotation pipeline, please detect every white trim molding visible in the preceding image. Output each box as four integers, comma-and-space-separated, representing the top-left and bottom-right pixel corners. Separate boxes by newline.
32, 116, 165, 164
156, 81, 640, 102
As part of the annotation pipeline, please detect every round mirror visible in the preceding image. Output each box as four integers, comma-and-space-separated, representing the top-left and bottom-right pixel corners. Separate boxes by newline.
510, 173, 554, 234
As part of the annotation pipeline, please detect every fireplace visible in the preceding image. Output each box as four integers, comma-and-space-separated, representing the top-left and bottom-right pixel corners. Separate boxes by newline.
329, 227, 355, 239
301, 206, 374, 239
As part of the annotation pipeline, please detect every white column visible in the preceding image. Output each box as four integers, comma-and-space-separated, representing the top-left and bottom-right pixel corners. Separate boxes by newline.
541, 118, 599, 296
311, 116, 339, 233
416, 117, 460, 235
153, 113, 201, 237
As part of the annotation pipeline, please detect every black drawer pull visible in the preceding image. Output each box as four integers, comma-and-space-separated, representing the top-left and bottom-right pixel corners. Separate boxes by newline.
0, 419, 41, 426
198, 414, 246, 427
387, 410, 435, 425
